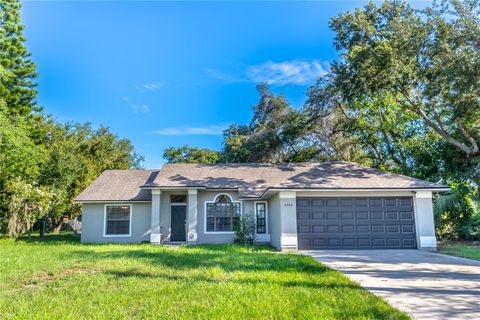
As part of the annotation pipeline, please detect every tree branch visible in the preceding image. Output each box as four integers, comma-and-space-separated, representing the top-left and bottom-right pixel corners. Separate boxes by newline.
458, 123, 479, 155
395, 89, 478, 156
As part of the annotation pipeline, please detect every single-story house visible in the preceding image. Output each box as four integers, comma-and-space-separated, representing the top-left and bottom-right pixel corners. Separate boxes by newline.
74, 161, 449, 250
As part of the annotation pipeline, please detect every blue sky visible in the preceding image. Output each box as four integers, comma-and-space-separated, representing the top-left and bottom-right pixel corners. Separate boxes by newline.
21, 1, 427, 169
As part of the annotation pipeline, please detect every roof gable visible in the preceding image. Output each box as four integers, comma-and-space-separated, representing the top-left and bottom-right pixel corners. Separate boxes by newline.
75, 170, 158, 202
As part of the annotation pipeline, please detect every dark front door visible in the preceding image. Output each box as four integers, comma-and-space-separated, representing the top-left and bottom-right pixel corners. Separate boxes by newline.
171, 205, 187, 242
297, 197, 416, 249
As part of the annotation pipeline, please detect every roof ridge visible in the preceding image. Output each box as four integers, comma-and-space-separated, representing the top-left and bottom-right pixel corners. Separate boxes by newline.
162, 161, 345, 166
102, 169, 157, 172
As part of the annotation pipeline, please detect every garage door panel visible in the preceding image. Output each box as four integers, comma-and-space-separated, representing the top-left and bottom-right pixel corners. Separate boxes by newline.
369, 198, 383, 207
324, 199, 338, 207
383, 198, 398, 206
372, 238, 387, 247
312, 212, 325, 220
326, 211, 339, 220
297, 199, 310, 207
398, 197, 413, 207
297, 210, 310, 218
385, 211, 399, 220
386, 225, 400, 233
313, 239, 327, 247
400, 211, 414, 220
388, 239, 401, 247
342, 225, 355, 233
358, 238, 371, 246
401, 225, 415, 233
327, 239, 341, 247
297, 197, 416, 249
298, 238, 311, 248
297, 225, 311, 233
356, 211, 369, 219
340, 199, 354, 207
327, 225, 340, 233
356, 225, 371, 233
341, 211, 355, 219
371, 225, 385, 233
355, 198, 368, 207
370, 211, 384, 220
311, 199, 324, 207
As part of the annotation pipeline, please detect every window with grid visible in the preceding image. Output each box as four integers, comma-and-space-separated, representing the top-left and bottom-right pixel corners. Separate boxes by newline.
105, 205, 130, 235
255, 203, 266, 234
206, 195, 240, 232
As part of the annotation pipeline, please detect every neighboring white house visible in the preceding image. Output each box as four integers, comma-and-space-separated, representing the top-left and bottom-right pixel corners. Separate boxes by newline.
74, 161, 449, 251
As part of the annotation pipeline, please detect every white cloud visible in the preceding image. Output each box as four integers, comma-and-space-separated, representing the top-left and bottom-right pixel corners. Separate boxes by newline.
153, 124, 229, 136
246, 60, 328, 86
205, 69, 242, 84
121, 96, 149, 114
133, 82, 164, 91
208, 59, 328, 86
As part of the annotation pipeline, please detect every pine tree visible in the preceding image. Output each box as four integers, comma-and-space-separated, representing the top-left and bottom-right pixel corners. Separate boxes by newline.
0, 0, 38, 115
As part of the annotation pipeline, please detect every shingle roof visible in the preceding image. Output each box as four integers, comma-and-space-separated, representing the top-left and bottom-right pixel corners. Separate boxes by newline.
146, 161, 447, 198
75, 170, 158, 201
75, 162, 448, 201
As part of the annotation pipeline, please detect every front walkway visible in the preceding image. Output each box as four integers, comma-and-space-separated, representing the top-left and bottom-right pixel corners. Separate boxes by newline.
303, 249, 480, 320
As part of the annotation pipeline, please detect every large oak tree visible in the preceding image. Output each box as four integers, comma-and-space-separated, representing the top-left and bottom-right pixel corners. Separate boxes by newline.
308, 0, 480, 180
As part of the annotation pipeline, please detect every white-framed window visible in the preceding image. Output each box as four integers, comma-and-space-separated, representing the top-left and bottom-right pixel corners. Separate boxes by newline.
205, 193, 241, 234
103, 204, 132, 237
254, 201, 268, 234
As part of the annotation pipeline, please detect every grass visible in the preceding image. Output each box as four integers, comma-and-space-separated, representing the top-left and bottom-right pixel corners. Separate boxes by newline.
437, 241, 480, 261
0, 234, 408, 320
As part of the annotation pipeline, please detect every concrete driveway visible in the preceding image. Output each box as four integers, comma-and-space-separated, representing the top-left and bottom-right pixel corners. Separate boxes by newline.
303, 250, 480, 320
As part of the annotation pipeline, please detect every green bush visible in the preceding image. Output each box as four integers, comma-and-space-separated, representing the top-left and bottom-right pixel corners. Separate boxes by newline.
234, 212, 256, 244
435, 181, 480, 240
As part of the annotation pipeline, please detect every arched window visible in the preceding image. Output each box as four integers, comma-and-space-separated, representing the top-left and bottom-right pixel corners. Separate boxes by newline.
215, 194, 232, 203
206, 194, 240, 233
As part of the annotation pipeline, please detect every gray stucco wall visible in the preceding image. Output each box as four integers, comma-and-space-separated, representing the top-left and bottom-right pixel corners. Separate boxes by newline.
243, 200, 254, 217
269, 194, 281, 250
81, 202, 151, 243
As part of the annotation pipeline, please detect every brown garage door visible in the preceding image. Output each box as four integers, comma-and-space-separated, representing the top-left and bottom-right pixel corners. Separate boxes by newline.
297, 197, 416, 249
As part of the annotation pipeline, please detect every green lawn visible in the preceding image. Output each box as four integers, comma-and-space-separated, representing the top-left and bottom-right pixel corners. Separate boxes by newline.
438, 241, 480, 261
0, 234, 407, 320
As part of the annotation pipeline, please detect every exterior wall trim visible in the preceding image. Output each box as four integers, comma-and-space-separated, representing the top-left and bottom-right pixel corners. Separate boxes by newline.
278, 191, 296, 199
258, 187, 450, 200
76, 200, 151, 204
103, 203, 132, 238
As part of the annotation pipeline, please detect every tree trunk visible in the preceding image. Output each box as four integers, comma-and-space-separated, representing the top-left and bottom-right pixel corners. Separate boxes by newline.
53, 223, 62, 233
475, 162, 480, 198
7, 211, 17, 238
51, 216, 63, 233
50, 216, 63, 233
